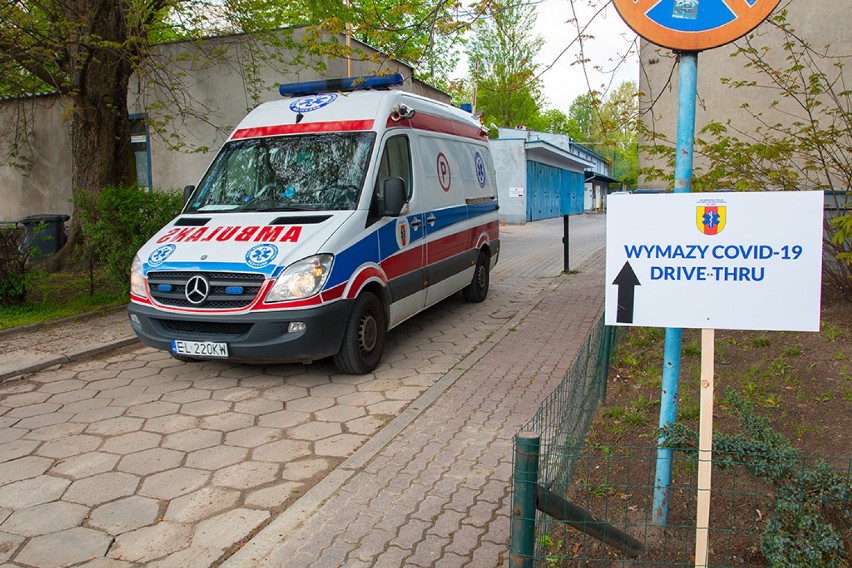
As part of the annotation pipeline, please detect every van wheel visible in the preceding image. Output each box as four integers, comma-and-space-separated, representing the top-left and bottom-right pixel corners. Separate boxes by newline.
462, 251, 490, 303
334, 292, 386, 374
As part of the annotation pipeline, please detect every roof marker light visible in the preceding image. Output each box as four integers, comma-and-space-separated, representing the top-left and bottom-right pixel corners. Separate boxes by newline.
279, 74, 404, 97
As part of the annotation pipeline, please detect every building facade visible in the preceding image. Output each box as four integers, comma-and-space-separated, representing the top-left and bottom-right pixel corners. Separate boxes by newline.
491, 127, 615, 223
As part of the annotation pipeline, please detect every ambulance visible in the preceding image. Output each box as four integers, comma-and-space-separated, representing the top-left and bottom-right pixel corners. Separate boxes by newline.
128, 74, 500, 374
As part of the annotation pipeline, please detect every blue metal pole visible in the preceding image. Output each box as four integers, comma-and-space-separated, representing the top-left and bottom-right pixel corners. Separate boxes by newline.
652, 51, 698, 526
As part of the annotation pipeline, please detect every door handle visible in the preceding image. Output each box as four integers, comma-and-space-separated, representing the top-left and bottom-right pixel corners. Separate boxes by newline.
426, 214, 437, 226
410, 217, 422, 229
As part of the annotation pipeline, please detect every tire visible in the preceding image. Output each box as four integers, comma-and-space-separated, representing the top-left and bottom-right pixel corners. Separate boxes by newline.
333, 292, 386, 374
462, 251, 490, 303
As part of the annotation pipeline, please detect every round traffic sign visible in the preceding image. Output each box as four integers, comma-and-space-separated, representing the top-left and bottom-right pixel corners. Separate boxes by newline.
612, 0, 781, 51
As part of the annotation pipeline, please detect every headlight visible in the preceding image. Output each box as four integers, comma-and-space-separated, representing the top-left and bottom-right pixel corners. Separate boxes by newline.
266, 254, 333, 302
130, 254, 147, 298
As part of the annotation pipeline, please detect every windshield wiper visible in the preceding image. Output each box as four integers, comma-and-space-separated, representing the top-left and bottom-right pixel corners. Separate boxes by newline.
250, 205, 312, 212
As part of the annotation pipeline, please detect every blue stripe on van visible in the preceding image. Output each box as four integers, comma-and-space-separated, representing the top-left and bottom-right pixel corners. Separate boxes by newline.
326, 230, 381, 289
467, 200, 499, 217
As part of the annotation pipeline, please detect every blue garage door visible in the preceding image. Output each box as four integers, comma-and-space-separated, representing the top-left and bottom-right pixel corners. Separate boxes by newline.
526, 162, 585, 221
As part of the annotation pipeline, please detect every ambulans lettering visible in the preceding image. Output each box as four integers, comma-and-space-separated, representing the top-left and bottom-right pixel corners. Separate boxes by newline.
156, 226, 303, 243
235, 226, 260, 241
215, 227, 240, 241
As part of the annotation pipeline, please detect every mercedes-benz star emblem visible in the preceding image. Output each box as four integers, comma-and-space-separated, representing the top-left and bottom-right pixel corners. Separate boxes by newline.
185, 275, 210, 305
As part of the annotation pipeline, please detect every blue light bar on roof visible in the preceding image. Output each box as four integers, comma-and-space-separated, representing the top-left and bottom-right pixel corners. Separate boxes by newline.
279, 74, 404, 97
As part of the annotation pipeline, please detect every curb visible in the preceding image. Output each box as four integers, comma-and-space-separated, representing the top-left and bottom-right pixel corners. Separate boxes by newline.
0, 304, 129, 338
0, 336, 140, 382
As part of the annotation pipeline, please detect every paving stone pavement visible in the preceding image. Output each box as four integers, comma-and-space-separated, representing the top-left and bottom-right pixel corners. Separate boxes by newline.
0, 214, 605, 567
225, 245, 606, 568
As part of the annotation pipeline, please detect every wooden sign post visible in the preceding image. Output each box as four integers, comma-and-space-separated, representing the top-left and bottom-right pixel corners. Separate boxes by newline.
695, 328, 715, 567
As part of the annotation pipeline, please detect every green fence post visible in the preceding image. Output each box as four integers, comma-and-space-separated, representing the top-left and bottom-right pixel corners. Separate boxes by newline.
510, 431, 541, 568
599, 325, 614, 403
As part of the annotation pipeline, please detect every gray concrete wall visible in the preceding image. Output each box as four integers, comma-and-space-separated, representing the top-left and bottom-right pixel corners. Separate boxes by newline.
638, 0, 847, 189
0, 96, 73, 220
0, 28, 449, 220
491, 139, 527, 224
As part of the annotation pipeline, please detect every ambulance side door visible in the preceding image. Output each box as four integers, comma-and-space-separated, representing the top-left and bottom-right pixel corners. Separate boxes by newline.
421, 136, 472, 307
373, 134, 426, 327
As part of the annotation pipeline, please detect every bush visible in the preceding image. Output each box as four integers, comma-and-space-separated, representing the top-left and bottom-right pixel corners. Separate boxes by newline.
0, 223, 43, 306
661, 389, 851, 567
75, 185, 183, 287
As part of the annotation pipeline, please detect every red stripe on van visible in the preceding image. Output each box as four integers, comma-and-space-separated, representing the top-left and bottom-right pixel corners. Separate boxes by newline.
425, 220, 499, 266
387, 113, 486, 141
345, 267, 388, 299
231, 120, 375, 140
381, 247, 424, 280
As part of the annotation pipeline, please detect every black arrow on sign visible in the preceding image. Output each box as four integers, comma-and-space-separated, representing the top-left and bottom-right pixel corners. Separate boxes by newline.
613, 261, 641, 324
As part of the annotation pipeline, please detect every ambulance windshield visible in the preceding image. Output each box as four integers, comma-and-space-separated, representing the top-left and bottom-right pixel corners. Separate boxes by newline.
186, 132, 376, 213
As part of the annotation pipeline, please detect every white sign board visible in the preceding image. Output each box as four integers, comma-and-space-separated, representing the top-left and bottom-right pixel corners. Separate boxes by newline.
605, 191, 823, 331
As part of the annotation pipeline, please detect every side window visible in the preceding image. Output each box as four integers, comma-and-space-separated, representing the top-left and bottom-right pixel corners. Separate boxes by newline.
374, 136, 412, 199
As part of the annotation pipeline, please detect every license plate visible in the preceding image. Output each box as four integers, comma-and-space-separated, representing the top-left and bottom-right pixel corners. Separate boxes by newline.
171, 339, 229, 359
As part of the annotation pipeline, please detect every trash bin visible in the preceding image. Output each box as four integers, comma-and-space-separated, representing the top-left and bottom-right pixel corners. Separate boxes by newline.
20, 214, 70, 256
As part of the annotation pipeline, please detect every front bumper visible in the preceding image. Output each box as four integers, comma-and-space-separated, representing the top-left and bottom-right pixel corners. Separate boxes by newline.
127, 300, 354, 363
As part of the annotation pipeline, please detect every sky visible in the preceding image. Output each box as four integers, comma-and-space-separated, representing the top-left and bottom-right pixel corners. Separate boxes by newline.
533, 0, 640, 113
452, 0, 641, 115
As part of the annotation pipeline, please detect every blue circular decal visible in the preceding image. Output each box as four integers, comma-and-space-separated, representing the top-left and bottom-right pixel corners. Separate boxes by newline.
289, 94, 338, 113
246, 243, 278, 268
474, 152, 487, 188
148, 244, 176, 267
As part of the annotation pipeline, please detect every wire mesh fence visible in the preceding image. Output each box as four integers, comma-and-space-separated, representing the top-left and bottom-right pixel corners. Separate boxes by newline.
529, 446, 851, 567
510, 317, 852, 567
520, 316, 622, 491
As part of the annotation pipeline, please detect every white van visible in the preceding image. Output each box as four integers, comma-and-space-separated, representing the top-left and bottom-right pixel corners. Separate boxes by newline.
128, 75, 500, 374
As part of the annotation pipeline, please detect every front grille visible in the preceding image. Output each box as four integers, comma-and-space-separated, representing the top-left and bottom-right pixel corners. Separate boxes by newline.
148, 271, 265, 309
159, 320, 253, 336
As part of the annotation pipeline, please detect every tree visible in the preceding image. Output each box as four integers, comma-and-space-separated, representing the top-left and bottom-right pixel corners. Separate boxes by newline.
596, 81, 639, 188
467, 0, 545, 131
565, 93, 597, 142
0, 0, 481, 262
531, 108, 570, 134
0, 0, 164, 253
563, 83, 639, 188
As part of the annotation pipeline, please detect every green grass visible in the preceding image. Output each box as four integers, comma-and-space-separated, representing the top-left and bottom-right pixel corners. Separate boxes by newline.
782, 345, 803, 357
683, 338, 701, 357
0, 270, 126, 330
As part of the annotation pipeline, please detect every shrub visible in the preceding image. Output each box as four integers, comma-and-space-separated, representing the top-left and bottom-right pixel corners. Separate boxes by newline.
75, 185, 183, 287
0, 223, 44, 306
661, 389, 851, 567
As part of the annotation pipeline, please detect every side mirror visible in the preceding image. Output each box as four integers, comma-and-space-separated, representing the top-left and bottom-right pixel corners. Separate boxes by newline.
380, 177, 407, 216
183, 185, 195, 204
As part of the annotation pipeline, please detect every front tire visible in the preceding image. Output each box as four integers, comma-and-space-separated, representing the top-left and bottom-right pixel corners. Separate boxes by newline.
333, 292, 386, 374
462, 251, 490, 303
